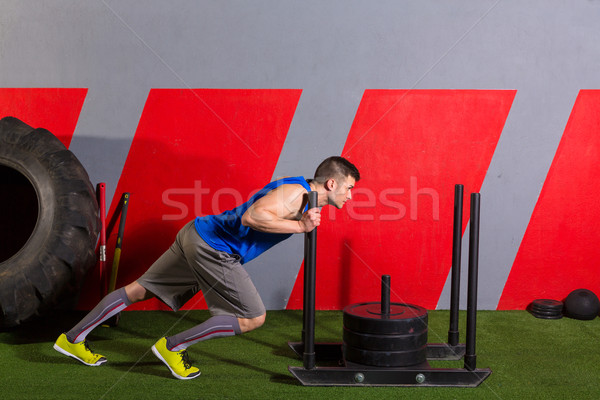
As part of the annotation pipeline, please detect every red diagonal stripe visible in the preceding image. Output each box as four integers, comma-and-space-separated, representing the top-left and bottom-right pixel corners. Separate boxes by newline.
499, 90, 600, 309
0, 88, 87, 148
288, 89, 515, 310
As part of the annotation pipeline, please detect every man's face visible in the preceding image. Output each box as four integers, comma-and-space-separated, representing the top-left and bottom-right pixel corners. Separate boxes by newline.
329, 175, 356, 209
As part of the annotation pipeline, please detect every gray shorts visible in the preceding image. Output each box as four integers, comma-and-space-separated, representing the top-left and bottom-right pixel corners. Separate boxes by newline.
137, 221, 266, 318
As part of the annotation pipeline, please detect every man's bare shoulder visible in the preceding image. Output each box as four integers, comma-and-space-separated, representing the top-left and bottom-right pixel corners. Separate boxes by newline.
280, 182, 309, 194
266, 183, 308, 203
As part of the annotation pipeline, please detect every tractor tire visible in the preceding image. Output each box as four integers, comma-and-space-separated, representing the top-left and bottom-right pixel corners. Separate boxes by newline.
0, 116, 99, 327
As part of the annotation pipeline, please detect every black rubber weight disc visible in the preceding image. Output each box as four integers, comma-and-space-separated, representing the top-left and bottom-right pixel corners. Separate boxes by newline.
531, 312, 563, 320
531, 299, 563, 311
343, 343, 427, 367
343, 326, 428, 351
530, 309, 562, 316
343, 302, 428, 335
531, 305, 563, 314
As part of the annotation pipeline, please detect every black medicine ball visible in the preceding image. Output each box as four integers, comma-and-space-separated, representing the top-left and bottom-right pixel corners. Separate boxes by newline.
564, 289, 600, 320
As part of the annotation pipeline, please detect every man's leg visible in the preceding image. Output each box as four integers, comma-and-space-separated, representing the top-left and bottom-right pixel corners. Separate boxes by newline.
237, 314, 266, 333
165, 315, 241, 351
53, 282, 151, 366
151, 313, 265, 380
164, 312, 267, 352
54, 220, 198, 369
150, 222, 267, 380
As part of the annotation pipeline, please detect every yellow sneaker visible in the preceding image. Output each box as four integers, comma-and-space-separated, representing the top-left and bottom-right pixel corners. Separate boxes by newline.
151, 337, 201, 380
53, 333, 107, 366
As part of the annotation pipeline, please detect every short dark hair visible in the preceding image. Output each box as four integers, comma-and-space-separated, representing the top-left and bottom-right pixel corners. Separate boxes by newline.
313, 156, 360, 184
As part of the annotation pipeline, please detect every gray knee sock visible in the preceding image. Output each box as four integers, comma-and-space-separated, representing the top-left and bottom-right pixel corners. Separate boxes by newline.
66, 287, 132, 343
166, 315, 242, 352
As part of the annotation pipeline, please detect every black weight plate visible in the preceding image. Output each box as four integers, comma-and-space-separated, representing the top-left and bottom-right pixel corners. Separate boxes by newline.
343, 343, 427, 367
343, 326, 427, 351
531, 304, 562, 313
343, 302, 428, 335
530, 307, 562, 314
531, 313, 562, 320
531, 299, 563, 311
531, 306, 563, 314
528, 306, 562, 319
531, 313, 562, 319
531, 313, 563, 320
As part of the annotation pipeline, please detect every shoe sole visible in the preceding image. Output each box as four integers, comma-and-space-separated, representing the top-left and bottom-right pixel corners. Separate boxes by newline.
151, 344, 201, 380
53, 343, 106, 366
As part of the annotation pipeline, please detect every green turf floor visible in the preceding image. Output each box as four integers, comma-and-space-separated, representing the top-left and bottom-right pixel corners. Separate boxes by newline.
1, 309, 599, 399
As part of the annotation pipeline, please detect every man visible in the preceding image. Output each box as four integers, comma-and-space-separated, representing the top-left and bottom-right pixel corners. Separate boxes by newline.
54, 156, 360, 380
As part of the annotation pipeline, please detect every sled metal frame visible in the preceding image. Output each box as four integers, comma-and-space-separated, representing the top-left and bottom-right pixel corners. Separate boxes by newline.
287, 186, 491, 387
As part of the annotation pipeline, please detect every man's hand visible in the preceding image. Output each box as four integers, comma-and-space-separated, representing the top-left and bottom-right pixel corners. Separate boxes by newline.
299, 207, 321, 232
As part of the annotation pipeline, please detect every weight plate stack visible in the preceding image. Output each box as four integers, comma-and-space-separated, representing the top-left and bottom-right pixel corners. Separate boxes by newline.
343, 302, 428, 367
529, 299, 563, 319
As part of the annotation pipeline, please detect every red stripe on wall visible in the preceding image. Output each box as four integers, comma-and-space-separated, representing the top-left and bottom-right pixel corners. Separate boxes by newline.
0, 88, 87, 148
498, 90, 600, 309
78, 89, 301, 310
287, 90, 515, 310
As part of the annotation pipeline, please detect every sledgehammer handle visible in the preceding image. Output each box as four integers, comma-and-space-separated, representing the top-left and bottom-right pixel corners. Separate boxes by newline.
108, 193, 129, 293
97, 183, 107, 297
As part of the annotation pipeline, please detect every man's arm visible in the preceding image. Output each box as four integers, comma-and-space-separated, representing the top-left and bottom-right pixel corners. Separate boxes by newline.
241, 184, 320, 233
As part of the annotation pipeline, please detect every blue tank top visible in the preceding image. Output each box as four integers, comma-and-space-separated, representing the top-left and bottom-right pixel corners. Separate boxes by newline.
194, 176, 311, 264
